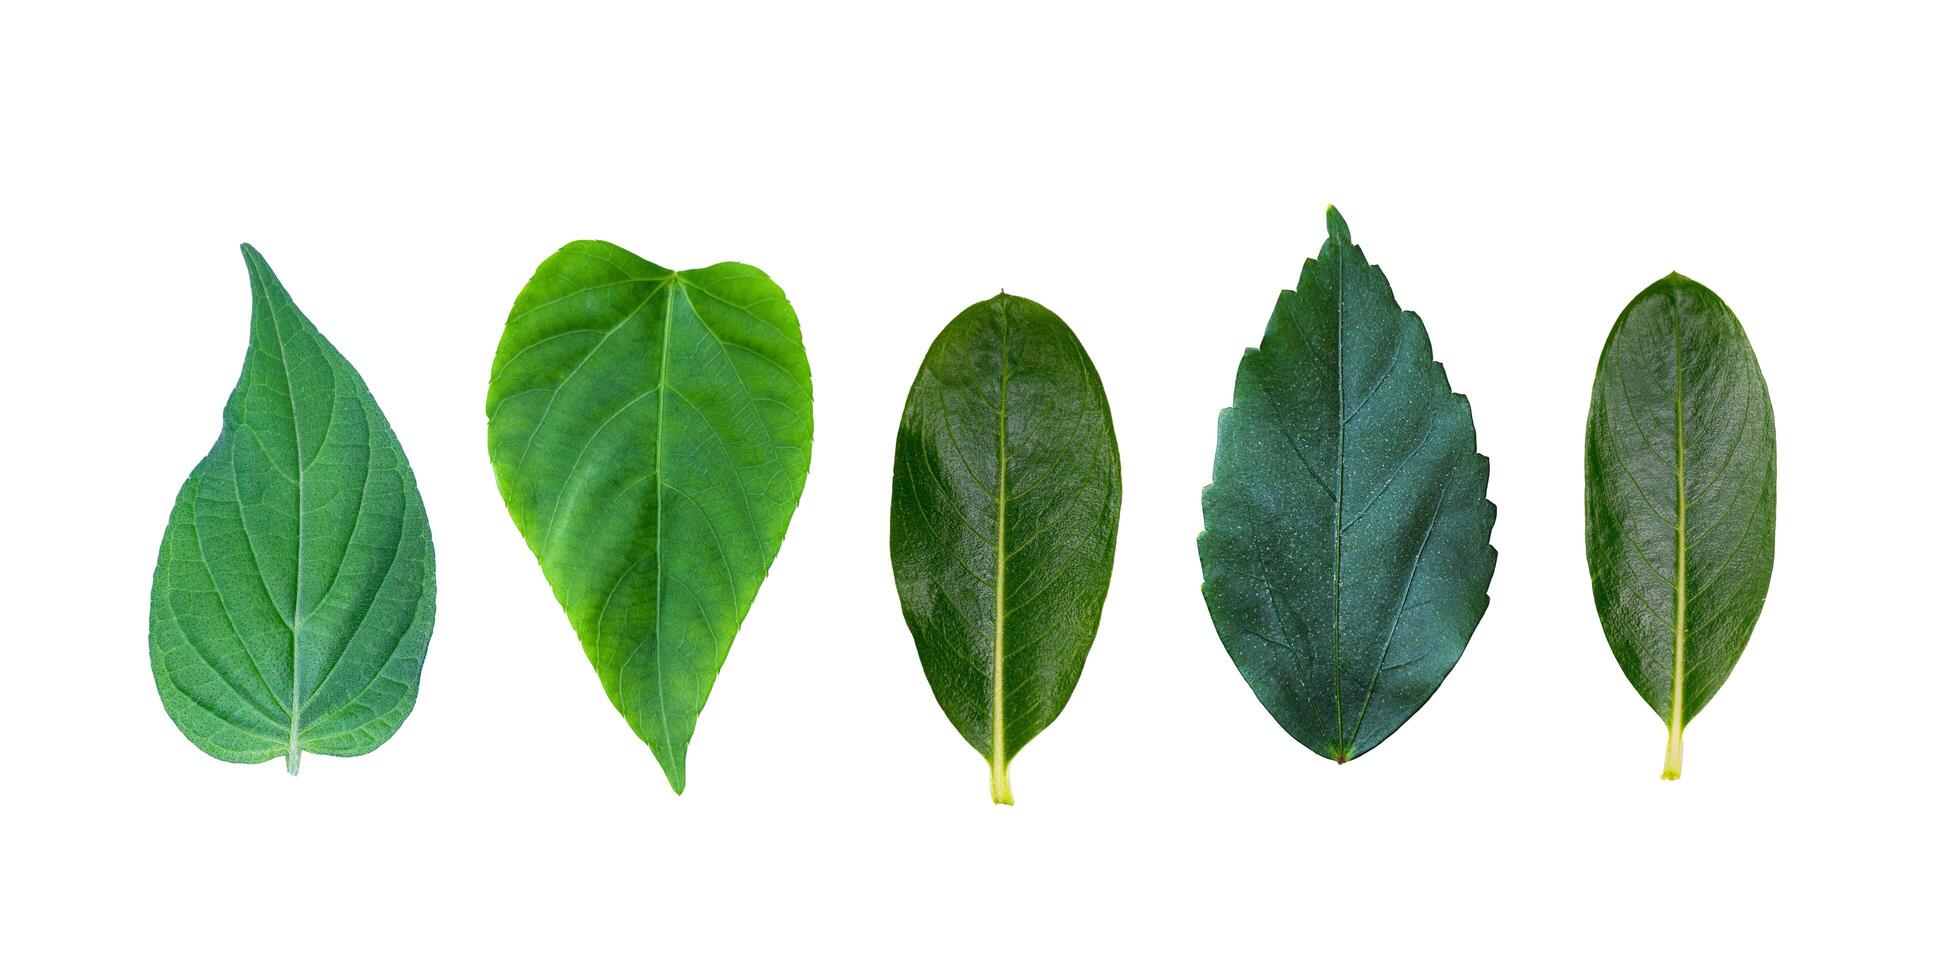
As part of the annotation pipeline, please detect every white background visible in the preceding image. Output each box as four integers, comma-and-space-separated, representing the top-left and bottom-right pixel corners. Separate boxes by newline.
4, 2, 1955, 976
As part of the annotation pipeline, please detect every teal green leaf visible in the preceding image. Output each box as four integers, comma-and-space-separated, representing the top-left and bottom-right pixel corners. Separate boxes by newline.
487, 241, 813, 793
1585, 273, 1776, 779
890, 294, 1121, 804
149, 246, 437, 774
1198, 207, 1496, 764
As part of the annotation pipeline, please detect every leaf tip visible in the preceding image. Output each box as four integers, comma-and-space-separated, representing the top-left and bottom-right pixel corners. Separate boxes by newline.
238, 243, 282, 297
1325, 205, 1352, 247
1656, 270, 1709, 295
238, 242, 269, 272
653, 744, 688, 795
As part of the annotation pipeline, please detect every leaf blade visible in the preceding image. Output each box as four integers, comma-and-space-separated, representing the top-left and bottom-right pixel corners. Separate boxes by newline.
149, 246, 437, 772
1199, 208, 1496, 763
890, 294, 1121, 803
487, 241, 814, 793
1584, 273, 1776, 778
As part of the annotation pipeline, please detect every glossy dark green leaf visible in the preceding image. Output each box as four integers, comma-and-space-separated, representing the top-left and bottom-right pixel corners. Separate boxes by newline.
890, 294, 1121, 804
150, 246, 437, 774
1585, 273, 1775, 779
487, 241, 813, 793
1199, 207, 1496, 764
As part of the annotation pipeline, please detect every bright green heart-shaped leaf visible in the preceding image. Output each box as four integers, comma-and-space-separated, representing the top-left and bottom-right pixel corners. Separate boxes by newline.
1585, 273, 1775, 779
488, 242, 813, 793
890, 294, 1121, 804
150, 246, 437, 774
1199, 207, 1496, 764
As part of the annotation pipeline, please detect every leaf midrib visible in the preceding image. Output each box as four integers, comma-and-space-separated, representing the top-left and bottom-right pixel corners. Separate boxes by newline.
992, 309, 1011, 797
650, 276, 678, 766
255, 259, 310, 774
1670, 302, 1689, 754
1323, 244, 1449, 755
1331, 245, 1348, 759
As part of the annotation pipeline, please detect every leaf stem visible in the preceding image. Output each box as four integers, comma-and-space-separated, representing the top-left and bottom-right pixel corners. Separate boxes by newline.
990, 757, 1014, 805
286, 747, 301, 776
1662, 724, 1683, 780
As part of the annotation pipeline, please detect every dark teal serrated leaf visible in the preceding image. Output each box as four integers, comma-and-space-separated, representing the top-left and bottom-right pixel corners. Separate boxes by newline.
1199, 207, 1496, 764
487, 241, 813, 793
1585, 273, 1775, 779
149, 246, 437, 774
890, 294, 1121, 804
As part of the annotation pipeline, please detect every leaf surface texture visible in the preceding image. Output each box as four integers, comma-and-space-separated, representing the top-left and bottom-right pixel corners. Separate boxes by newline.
1584, 273, 1775, 778
150, 246, 437, 773
890, 294, 1121, 803
1199, 208, 1495, 763
487, 241, 813, 792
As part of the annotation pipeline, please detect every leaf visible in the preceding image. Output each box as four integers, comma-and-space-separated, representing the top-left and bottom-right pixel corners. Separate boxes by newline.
890, 294, 1121, 804
149, 246, 437, 774
1585, 273, 1776, 779
1198, 207, 1496, 764
487, 241, 813, 793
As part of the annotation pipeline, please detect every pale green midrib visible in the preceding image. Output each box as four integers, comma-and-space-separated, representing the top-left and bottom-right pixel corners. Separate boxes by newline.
650, 276, 679, 768
260, 271, 307, 776
1670, 308, 1689, 764
992, 314, 1011, 793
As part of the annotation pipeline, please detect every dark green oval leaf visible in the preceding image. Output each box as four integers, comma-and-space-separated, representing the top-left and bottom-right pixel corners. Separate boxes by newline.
1585, 273, 1775, 779
890, 294, 1121, 804
150, 246, 437, 774
1199, 207, 1496, 764
487, 242, 813, 793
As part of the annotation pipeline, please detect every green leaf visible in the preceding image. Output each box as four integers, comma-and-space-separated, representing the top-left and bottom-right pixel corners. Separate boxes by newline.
1198, 207, 1496, 764
890, 294, 1121, 804
1585, 273, 1776, 779
149, 246, 437, 774
487, 241, 813, 793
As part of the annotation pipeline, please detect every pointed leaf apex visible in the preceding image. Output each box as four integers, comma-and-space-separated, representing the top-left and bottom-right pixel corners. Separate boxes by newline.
1325, 206, 1352, 247
1651, 271, 1715, 302
658, 753, 688, 795
239, 243, 269, 273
